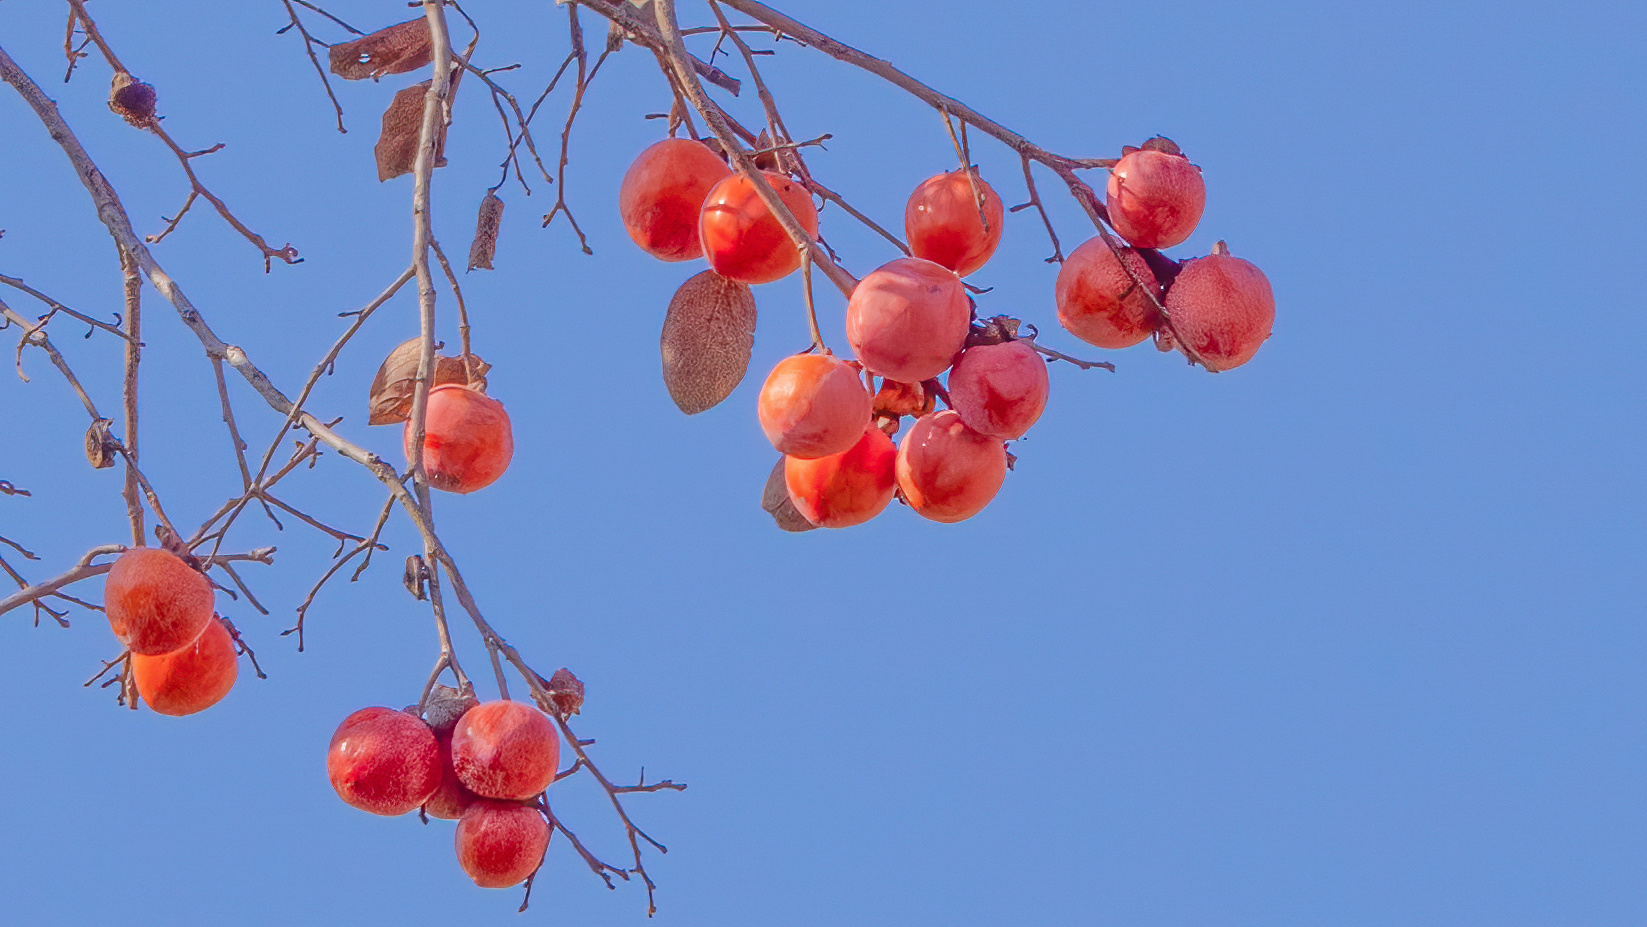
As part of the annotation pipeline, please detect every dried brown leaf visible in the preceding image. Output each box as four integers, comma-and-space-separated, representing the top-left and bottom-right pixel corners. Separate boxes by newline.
466, 191, 504, 271
84, 419, 116, 469
761, 458, 818, 532
329, 19, 432, 81
108, 72, 156, 128
368, 338, 490, 425
403, 554, 428, 601
546, 668, 585, 716
422, 684, 478, 734
375, 81, 447, 182
660, 270, 756, 415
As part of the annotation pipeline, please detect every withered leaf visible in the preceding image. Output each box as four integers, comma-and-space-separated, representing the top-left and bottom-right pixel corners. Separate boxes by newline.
84, 419, 116, 469
403, 554, 428, 600
546, 667, 585, 716
329, 19, 432, 81
368, 337, 491, 425
375, 81, 447, 182
760, 458, 818, 532
660, 270, 756, 415
108, 72, 156, 128
421, 684, 478, 734
466, 190, 504, 271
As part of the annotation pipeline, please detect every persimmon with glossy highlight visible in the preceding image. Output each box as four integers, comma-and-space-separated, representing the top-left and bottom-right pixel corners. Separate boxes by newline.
845, 257, 971, 383
131, 615, 238, 716
784, 424, 897, 528
455, 799, 551, 889
327, 707, 443, 816
947, 340, 1048, 439
896, 410, 1008, 523
905, 169, 1004, 277
1106, 137, 1206, 250
450, 700, 561, 801
1163, 241, 1275, 372
104, 547, 215, 656
699, 170, 819, 284
1055, 235, 1160, 349
404, 384, 513, 494
619, 138, 731, 261
757, 353, 872, 459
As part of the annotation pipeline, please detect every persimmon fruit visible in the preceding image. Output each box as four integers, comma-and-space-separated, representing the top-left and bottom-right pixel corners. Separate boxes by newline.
327, 707, 443, 816
450, 700, 561, 801
699, 170, 819, 284
1163, 241, 1275, 372
845, 257, 971, 383
895, 410, 1008, 523
455, 799, 551, 889
947, 340, 1048, 440
131, 615, 238, 716
757, 353, 872, 459
1054, 236, 1160, 349
784, 424, 897, 528
619, 138, 732, 261
104, 547, 215, 656
904, 169, 1004, 277
1106, 137, 1206, 250
404, 384, 513, 494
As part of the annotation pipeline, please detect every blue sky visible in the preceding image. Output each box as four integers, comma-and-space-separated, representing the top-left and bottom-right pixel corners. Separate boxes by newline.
1, 1, 1643, 924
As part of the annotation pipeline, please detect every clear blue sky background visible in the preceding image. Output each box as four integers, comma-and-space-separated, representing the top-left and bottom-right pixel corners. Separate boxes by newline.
1, 1, 1643, 924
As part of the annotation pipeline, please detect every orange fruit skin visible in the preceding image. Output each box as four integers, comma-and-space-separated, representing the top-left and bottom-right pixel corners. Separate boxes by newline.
1106, 149, 1206, 250
845, 257, 971, 383
1164, 251, 1275, 372
404, 385, 514, 494
104, 547, 215, 656
450, 700, 561, 801
757, 354, 873, 459
327, 707, 443, 816
699, 171, 819, 285
132, 616, 238, 716
455, 799, 550, 889
947, 341, 1048, 440
895, 411, 1008, 524
784, 425, 897, 529
619, 139, 732, 261
1055, 236, 1160, 350
905, 169, 1004, 277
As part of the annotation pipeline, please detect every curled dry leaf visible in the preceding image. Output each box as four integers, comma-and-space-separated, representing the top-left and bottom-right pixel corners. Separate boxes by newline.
760, 458, 818, 532
422, 684, 479, 734
108, 72, 156, 128
403, 554, 429, 601
546, 668, 585, 717
466, 191, 504, 272
368, 338, 491, 425
375, 81, 447, 182
328, 19, 432, 81
84, 419, 116, 469
660, 270, 757, 415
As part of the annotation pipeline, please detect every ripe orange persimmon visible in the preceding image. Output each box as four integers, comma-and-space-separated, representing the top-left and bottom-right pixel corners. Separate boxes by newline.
404, 384, 513, 494
455, 799, 550, 889
619, 138, 731, 261
327, 707, 443, 816
1163, 241, 1274, 371
845, 257, 971, 383
947, 340, 1048, 440
450, 700, 560, 801
784, 424, 897, 528
904, 168, 1004, 277
104, 547, 215, 656
698, 171, 818, 284
131, 615, 238, 716
895, 410, 1008, 523
757, 353, 872, 459
1106, 137, 1206, 250
1055, 236, 1160, 349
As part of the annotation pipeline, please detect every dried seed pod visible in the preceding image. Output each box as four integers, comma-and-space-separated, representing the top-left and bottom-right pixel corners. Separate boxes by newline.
660, 270, 757, 415
466, 191, 504, 271
368, 338, 490, 425
546, 668, 585, 717
760, 458, 818, 532
85, 419, 117, 469
375, 81, 447, 182
328, 19, 432, 81
108, 72, 156, 128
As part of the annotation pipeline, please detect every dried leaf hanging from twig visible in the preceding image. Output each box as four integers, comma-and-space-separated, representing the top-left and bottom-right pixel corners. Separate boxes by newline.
329, 19, 432, 81
467, 191, 504, 271
660, 270, 756, 415
374, 81, 447, 182
107, 72, 156, 128
368, 337, 490, 425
